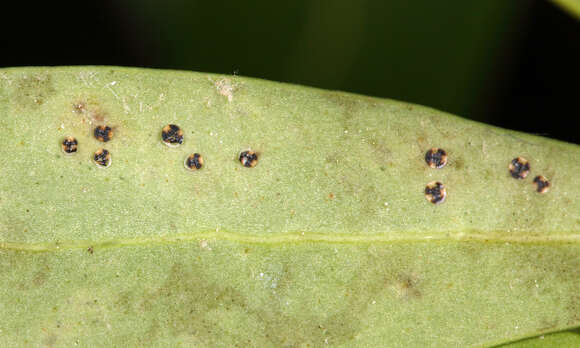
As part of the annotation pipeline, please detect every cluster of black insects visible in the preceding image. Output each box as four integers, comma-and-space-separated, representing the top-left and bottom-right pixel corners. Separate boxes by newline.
422, 149, 550, 205
62, 125, 113, 167
508, 156, 550, 193
158, 124, 258, 170
62, 127, 550, 206
61, 124, 259, 171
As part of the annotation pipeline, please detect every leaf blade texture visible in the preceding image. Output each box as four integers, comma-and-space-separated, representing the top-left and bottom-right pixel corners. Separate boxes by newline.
0, 67, 578, 347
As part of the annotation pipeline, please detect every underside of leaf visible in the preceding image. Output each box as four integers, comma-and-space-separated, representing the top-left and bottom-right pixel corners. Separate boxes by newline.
0, 67, 578, 347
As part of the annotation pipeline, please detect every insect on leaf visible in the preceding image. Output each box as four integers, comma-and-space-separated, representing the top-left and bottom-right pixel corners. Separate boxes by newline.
0, 67, 578, 347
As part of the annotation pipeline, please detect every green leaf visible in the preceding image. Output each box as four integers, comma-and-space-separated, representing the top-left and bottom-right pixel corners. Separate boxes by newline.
495, 328, 580, 347
0, 67, 578, 347
551, 0, 580, 20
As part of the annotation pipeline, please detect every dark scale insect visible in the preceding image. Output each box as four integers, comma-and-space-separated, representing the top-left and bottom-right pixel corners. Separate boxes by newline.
239, 150, 258, 167
508, 157, 530, 179
425, 181, 446, 204
93, 149, 111, 168
94, 125, 113, 142
185, 153, 204, 171
161, 124, 184, 147
61, 136, 78, 154
425, 148, 448, 169
533, 175, 551, 193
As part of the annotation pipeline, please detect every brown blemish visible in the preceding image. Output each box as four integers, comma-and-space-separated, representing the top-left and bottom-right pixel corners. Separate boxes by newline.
87, 246, 94, 254
215, 78, 235, 102
13, 74, 56, 108
69, 97, 112, 131
325, 153, 339, 164
391, 274, 422, 299
92, 110, 106, 123
415, 132, 428, 150
32, 270, 48, 287
453, 157, 464, 170
368, 138, 392, 162
72, 101, 87, 114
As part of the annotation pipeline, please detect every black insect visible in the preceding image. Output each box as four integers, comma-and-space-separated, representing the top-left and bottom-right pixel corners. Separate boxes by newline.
533, 175, 550, 193
62, 136, 78, 154
185, 153, 204, 171
425, 148, 447, 169
508, 157, 530, 179
239, 150, 258, 167
161, 124, 184, 147
93, 149, 111, 168
425, 181, 446, 204
94, 125, 113, 142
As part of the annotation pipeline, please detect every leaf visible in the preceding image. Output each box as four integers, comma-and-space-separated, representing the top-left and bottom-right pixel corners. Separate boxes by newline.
0, 67, 578, 347
551, 0, 580, 20
495, 328, 580, 347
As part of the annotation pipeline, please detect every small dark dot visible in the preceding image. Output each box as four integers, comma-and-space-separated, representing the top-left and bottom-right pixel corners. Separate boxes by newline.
61, 136, 78, 154
425, 181, 446, 204
239, 150, 258, 168
425, 148, 447, 169
508, 157, 530, 179
93, 149, 111, 168
533, 175, 551, 193
185, 153, 204, 171
94, 125, 113, 142
161, 124, 184, 147
87, 246, 94, 254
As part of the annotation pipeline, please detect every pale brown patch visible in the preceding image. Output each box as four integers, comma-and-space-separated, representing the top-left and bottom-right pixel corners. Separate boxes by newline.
215, 78, 235, 102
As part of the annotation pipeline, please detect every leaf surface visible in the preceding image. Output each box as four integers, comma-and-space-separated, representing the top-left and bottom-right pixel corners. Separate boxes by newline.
551, 0, 580, 20
0, 67, 578, 347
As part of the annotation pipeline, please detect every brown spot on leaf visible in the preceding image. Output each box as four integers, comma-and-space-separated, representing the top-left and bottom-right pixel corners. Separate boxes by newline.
13, 74, 56, 108
32, 270, 48, 287
69, 98, 112, 128
453, 157, 464, 170
72, 101, 87, 114
391, 274, 422, 299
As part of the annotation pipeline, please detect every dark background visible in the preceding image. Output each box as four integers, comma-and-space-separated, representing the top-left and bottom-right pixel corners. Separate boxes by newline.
2, 0, 578, 144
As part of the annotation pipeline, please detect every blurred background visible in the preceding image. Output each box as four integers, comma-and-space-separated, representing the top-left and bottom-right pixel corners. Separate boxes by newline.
1, 0, 578, 143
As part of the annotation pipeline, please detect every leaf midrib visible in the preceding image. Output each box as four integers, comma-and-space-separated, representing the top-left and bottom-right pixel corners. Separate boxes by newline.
1, 230, 578, 252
